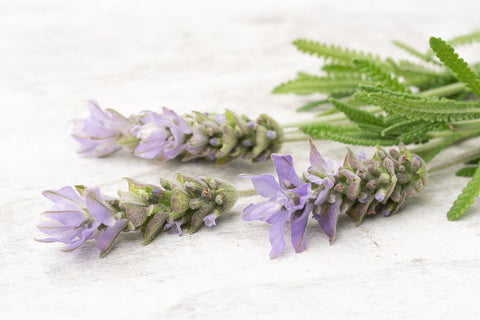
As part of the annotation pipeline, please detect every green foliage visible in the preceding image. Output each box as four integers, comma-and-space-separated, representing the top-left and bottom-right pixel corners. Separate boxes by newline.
293, 39, 381, 64
299, 122, 398, 146
456, 166, 478, 177
429, 37, 480, 97
392, 40, 440, 65
365, 87, 480, 122
296, 99, 330, 112
381, 119, 424, 136
447, 30, 480, 47
447, 162, 480, 220
353, 59, 409, 92
329, 98, 384, 126
272, 73, 360, 95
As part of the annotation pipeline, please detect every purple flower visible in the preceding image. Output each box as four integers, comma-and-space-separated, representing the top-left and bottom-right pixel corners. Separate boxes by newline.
130, 107, 192, 161
203, 213, 218, 227
37, 186, 127, 255
163, 218, 185, 235
308, 138, 341, 177
241, 154, 313, 259
306, 140, 343, 243
71, 100, 130, 157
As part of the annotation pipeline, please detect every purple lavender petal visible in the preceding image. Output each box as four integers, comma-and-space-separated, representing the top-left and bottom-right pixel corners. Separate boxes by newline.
272, 154, 304, 188
203, 213, 217, 227
357, 150, 367, 161
309, 139, 341, 176
71, 101, 129, 157
96, 219, 128, 254
242, 201, 283, 221
309, 139, 327, 171
132, 108, 191, 160
239, 174, 282, 198
290, 203, 313, 253
316, 199, 342, 244
268, 211, 288, 259
85, 187, 116, 226
42, 186, 84, 206
314, 178, 334, 205
61, 224, 99, 252
41, 211, 87, 227
163, 219, 184, 235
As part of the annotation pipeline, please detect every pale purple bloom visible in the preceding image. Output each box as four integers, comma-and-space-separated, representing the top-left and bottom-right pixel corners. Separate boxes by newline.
71, 100, 130, 157
203, 213, 218, 227
163, 218, 184, 235
307, 140, 342, 243
306, 140, 338, 205
308, 139, 341, 177
130, 107, 192, 161
37, 186, 127, 254
241, 154, 313, 259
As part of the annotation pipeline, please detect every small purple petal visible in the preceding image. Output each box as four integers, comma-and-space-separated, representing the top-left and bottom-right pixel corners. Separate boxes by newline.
271, 154, 304, 188
132, 108, 191, 160
290, 203, 313, 253
42, 186, 84, 206
203, 213, 217, 227
240, 174, 282, 198
314, 178, 334, 205
85, 187, 116, 226
242, 201, 283, 221
96, 219, 128, 254
71, 101, 129, 157
315, 199, 342, 244
268, 211, 288, 259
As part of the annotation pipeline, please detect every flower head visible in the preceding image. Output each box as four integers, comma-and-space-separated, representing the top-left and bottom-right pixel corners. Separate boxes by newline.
37, 185, 127, 256
241, 154, 313, 259
71, 100, 131, 157
130, 107, 192, 161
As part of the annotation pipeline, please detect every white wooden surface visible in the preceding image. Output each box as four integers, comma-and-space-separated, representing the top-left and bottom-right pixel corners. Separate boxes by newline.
1, 1, 480, 319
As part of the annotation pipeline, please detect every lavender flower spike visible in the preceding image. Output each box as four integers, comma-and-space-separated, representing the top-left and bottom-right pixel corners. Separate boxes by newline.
37, 185, 128, 257
130, 107, 192, 161
72, 104, 283, 164
241, 154, 313, 259
71, 100, 131, 157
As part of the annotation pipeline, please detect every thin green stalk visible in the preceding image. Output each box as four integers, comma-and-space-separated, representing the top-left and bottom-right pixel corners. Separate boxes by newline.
282, 106, 382, 128
419, 82, 467, 97
283, 132, 310, 142
238, 189, 258, 197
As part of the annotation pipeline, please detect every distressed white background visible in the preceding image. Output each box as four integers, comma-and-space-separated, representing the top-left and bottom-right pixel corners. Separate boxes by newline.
1, 0, 480, 319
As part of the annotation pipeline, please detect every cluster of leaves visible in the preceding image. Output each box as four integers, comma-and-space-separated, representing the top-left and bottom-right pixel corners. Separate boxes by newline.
275, 31, 480, 220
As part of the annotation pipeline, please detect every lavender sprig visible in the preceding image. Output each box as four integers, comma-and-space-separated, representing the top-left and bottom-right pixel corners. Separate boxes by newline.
38, 142, 427, 258
37, 174, 238, 257
242, 140, 427, 258
72, 101, 284, 164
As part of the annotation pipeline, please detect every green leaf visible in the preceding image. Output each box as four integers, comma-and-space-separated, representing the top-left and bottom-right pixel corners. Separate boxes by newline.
365, 87, 480, 122
296, 99, 330, 112
456, 166, 478, 177
398, 123, 439, 144
447, 162, 480, 220
299, 122, 398, 146
293, 39, 381, 64
429, 37, 480, 97
322, 64, 359, 74
381, 119, 425, 136
329, 98, 384, 126
447, 30, 480, 47
392, 40, 441, 65
272, 73, 360, 95
353, 59, 409, 92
